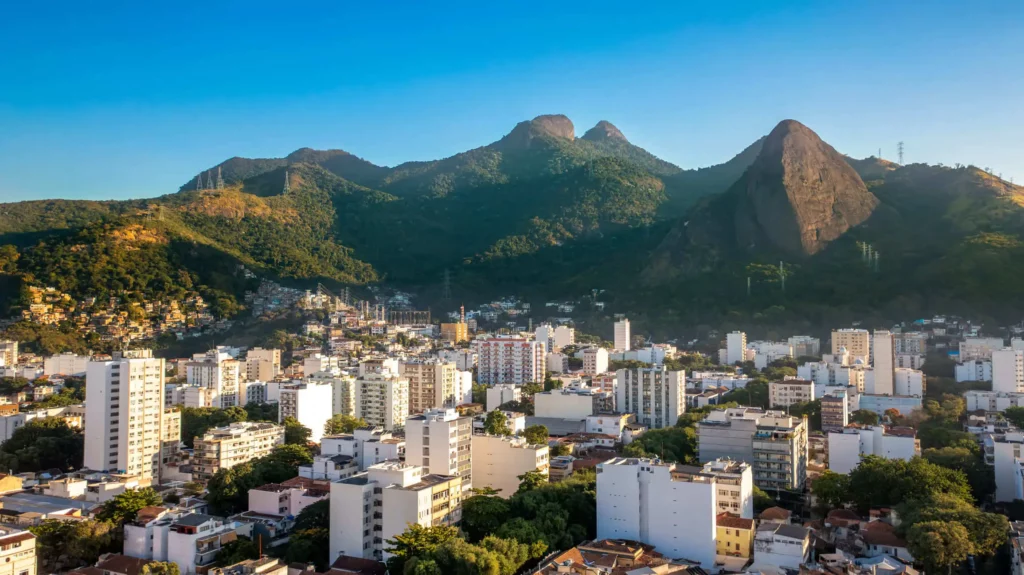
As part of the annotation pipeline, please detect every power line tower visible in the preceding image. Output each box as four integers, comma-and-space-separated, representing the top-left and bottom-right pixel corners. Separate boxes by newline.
897, 141, 904, 165
283, 170, 290, 193
216, 166, 225, 190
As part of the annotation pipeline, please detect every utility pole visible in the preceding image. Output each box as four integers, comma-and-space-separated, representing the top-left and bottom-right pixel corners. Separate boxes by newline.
897, 141, 904, 165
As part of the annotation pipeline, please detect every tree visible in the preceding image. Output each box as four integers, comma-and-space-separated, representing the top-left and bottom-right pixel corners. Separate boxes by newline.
517, 470, 548, 493
812, 470, 851, 512
551, 444, 571, 457
850, 409, 880, 426
141, 562, 182, 575
461, 495, 511, 541
1004, 406, 1024, 429
180, 406, 248, 448
483, 410, 511, 436
522, 425, 548, 445
293, 499, 330, 531
906, 520, 970, 574
522, 381, 544, 397
324, 414, 367, 436
244, 402, 279, 422
97, 487, 162, 526
30, 519, 117, 572
847, 456, 972, 511
753, 485, 776, 512
924, 446, 995, 502
472, 383, 487, 405
620, 426, 696, 464
0, 416, 83, 472
898, 493, 1008, 558
206, 445, 313, 515
385, 524, 460, 575
285, 528, 330, 570
283, 416, 312, 445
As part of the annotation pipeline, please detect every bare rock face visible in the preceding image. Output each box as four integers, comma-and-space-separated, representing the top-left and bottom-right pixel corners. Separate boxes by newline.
495, 114, 575, 149
581, 120, 628, 143
733, 119, 878, 255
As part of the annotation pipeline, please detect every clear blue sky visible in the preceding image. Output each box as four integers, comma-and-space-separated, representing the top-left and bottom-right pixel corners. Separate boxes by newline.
2, 0, 1022, 201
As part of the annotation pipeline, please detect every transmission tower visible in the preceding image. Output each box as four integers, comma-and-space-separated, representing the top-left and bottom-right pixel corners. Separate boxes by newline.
897, 141, 904, 165
216, 166, 225, 190
283, 170, 290, 193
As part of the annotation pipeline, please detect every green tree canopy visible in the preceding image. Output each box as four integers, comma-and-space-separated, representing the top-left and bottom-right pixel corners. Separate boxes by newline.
0, 416, 83, 472
96, 487, 162, 526
324, 414, 367, 436
850, 409, 880, 426
483, 410, 511, 436
811, 470, 851, 512
385, 524, 460, 575
522, 424, 549, 445
283, 416, 312, 445
141, 561, 182, 575
906, 520, 970, 574
847, 455, 972, 512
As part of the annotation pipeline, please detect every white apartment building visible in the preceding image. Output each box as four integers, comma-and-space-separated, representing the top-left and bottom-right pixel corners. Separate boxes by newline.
870, 330, 895, 396
992, 431, 1024, 502
245, 347, 281, 382
615, 367, 685, 429
832, 329, 871, 360
471, 434, 548, 498
486, 383, 521, 411
355, 372, 409, 431
329, 462, 462, 563
614, 319, 631, 352
304, 354, 341, 376
768, 380, 814, 408
726, 332, 747, 365
747, 341, 793, 370
243, 381, 267, 405
0, 341, 16, 367
317, 428, 405, 471
965, 390, 1024, 412
249, 481, 327, 518
0, 526, 36, 575
535, 389, 602, 419
895, 353, 925, 370
84, 350, 180, 481
186, 350, 242, 408
437, 349, 477, 371
583, 347, 609, 376
596, 457, 718, 568
399, 359, 459, 413
894, 368, 924, 396
956, 360, 993, 383
828, 426, 920, 474
278, 382, 333, 442
0, 405, 82, 443
787, 336, 821, 358
702, 459, 754, 519
43, 353, 90, 376
585, 413, 634, 442
535, 324, 554, 353
553, 325, 575, 351
124, 510, 250, 574
472, 337, 546, 385
993, 348, 1024, 394
961, 337, 1006, 362
697, 408, 808, 490
404, 409, 472, 491
192, 421, 285, 480
894, 332, 929, 355
547, 352, 568, 373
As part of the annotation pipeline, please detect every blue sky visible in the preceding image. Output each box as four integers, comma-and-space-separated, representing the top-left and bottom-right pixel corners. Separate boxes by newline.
2, 0, 1022, 201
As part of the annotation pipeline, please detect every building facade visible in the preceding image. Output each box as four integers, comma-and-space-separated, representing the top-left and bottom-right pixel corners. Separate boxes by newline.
768, 380, 814, 408
193, 422, 285, 480
400, 359, 459, 413
615, 367, 685, 429
404, 409, 472, 491
278, 382, 333, 442
471, 434, 549, 498
354, 373, 410, 431
472, 337, 546, 385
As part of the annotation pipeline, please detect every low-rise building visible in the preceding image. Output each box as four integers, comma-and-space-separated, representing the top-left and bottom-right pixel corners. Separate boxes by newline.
124, 510, 252, 575
702, 459, 754, 519
485, 384, 521, 412
248, 481, 328, 518
768, 379, 814, 408
827, 425, 920, 474
193, 422, 285, 480
716, 513, 754, 559
0, 526, 36, 575
471, 434, 549, 498
966, 390, 1024, 412
753, 523, 810, 571
315, 428, 405, 472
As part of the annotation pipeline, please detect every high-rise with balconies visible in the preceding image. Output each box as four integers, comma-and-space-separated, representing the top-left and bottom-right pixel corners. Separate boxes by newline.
404, 408, 472, 491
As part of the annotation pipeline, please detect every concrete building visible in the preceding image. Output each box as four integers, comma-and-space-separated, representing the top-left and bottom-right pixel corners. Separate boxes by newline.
472, 337, 546, 385
546, 352, 568, 373
303, 354, 341, 376
965, 390, 1024, 412
894, 332, 929, 355
404, 409, 472, 491
754, 523, 810, 571
471, 434, 549, 498
186, 350, 242, 408
717, 513, 755, 559
895, 353, 926, 370
697, 408, 808, 490
439, 322, 468, 344
585, 413, 634, 443
870, 330, 895, 396
486, 383, 521, 412
768, 380, 814, 408
615, 367, 686, 429
85, 350, 180, 482
726, 331, 747, 365
787, 336, 821, 358
304, 372, 355, 416
245, 348, 281, 383
193, 422, 285, 480
124, 510, 250, 574
596, 457, 717, 568
248, 481, 328, 518
858, 394, 922, 416
329, 462, 462, 563
894, 368, 925, 396
956, 360, 993, 382
0, 342, 15, 368
820, 394, 849, 432
278, 381, 333, 442
831, 329, 871, 361
399, 359, 459, 413
702, 459, 754, 519
993, 431, 1024, 502
534, 389, 603, 419
535, 324, 554, 353
961, 337, 1005, 362
828, 426, 920, 474
747, 341, 793, 370
43, 353, 90, 376
317, 428, 404, 471
0, 526, 35, 575
583, 348, 609, 376
614, 319, 631, 352
437, 349, 477, 371
0, 405, 83, 444
354, 372, 410, 431
994, 348, 1024, 394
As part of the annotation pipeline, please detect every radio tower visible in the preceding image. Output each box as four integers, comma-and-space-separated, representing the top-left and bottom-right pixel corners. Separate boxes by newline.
897, 141, 905, 165
216, 166, 225, 189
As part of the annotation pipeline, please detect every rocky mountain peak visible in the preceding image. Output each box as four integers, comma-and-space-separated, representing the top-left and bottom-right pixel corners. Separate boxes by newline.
494, 114, 575, 149
581, 120, 627, 143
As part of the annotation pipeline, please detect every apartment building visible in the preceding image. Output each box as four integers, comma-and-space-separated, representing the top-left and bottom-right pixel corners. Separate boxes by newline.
304, 354, 341, 376
870, 330, 895, 395
485, 383, 520, 411
278, 382, 333, 442
787, 336, 821, 358
124, 510, 249, 574
768, 380, 814, 408
245, 347, 281, 382
994, 348, 1024, 394
697, 408, 808, 490
534, 388, 605, 419
961, 337, 1005, 362
193, 422, 285, 480
186, 350, 242, 408
437, 349, 477, 371
894, 332, 928, 355
820, 394, 849, 432
316, 428, 405, 471
747, 341, 793, 370
472, 337, 546, 385
354, 372, 409, 431
583, 347, 609, 376
471, 434, 549, 498
329, 462, 462, 562
831, 329, 870, 360
399, 359, 459, 413
725, 331, 747, 365
404, 409, 472, 491
596, 457, 718, 568
614, 319, 631, 351
0, 526, 35, 575
965, 390, 1024, 412
702, 459, 754, 519
0, 342, 16, 367
956, 360, 993, 383
615, 367, 685, 429
828, 425, 920, 474
993, 431, 1024, 502
43, 352, 90, 376
84, 350, 180, 482
248, 481, 328, 518
439, 321, 469, 344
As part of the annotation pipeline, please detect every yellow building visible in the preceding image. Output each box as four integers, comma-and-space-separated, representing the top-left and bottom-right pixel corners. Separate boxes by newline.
440, 322, 469, 344
0, 526, 36, 575
716, 513, 754, 558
